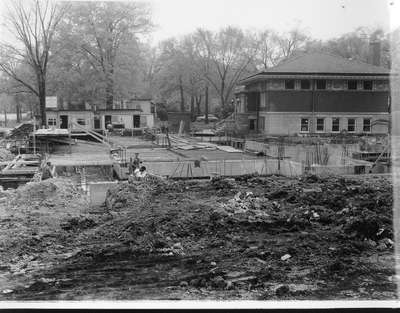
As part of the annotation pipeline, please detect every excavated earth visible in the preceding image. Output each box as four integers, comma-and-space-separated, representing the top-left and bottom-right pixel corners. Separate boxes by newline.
0, 174, 396, 300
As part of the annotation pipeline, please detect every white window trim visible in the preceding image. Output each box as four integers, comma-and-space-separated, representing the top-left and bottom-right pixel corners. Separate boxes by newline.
300, 118, 310, 133
347, 118, 356, 133
331, 118, 340, 133
316, 118, 325, 133
363, 118, 372, 133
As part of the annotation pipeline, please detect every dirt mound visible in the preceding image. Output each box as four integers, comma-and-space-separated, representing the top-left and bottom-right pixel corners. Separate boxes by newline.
0, 174, 395, 300
13, 178, 82, 204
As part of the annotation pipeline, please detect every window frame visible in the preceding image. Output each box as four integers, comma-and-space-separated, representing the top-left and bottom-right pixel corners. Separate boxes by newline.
77, 118, 86, 126
347, 80, 358, 90
363, 80, 373, 90
331, 118, 340, 132
316, 118, 325, 132
47, 118, 57, 126
363, 118, 371, 132
300, 118, 309, 132
347, 118, 356, 132
249, 119, 256, 130
316, 80, 326, 90
284, 79, 295, 90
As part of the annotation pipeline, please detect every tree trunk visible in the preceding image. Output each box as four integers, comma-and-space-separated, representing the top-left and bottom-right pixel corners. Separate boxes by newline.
16, 102, 21, 123
205, 85, 209, 124
105, 79, 114, 110
38, 78, 46, 127
196, 95, 202, 115
190, 95, 195, 121
179, 75, 185, 112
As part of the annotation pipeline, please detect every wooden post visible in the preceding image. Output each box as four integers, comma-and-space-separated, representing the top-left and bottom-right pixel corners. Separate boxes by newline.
33, 116, 36, 155
69, 123, 72, 154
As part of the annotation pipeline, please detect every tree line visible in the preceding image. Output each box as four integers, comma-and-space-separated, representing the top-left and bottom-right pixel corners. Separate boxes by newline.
0, 0, 397, 125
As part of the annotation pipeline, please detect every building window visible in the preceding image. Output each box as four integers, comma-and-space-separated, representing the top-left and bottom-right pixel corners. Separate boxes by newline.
77, 118, 86, 125
363, 80, 373, 90
300, 118, 309, 132
316, 118, 324, 132
332, 118, 340, 132
363, 118, 371, 132
347, 118, 355, 132
249, 119, 255, 130
347, 80, 358, 90
316, 80, 326, 90
47, 118, 57, 126
300, 80, 311, 90
135, 104, 142, 111
285, 79, 295, 89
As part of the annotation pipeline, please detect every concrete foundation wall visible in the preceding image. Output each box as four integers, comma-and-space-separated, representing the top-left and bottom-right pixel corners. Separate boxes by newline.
115, 159, 304, 178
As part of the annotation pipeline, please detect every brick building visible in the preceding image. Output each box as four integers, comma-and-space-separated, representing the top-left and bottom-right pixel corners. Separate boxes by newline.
234, 52, 391, 135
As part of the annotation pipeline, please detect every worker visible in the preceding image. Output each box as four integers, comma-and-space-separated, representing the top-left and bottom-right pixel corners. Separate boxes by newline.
133, 153, 140, 168
128, 157, 134, 175
133, 166, 141, 178
138, 166, 147, 178
42, 162, 53, 180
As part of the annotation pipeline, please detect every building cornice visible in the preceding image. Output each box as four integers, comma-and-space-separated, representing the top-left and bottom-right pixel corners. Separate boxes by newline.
241, 73, 393, 84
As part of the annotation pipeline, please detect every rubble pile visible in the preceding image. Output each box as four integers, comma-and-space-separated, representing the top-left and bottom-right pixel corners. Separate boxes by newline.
0, 174, 395, 300
12, 178, 84, 205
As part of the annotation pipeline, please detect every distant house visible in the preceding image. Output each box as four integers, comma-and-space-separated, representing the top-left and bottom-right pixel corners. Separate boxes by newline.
45, 98, 156, 130
234, 52, 392, 135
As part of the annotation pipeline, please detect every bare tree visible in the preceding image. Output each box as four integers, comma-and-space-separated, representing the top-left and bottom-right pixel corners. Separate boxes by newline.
254, 30, 282, 70
0, 0, 68, 126
193, 27, 258, 110
62, 2, 153, 109
274, 28, 309, 59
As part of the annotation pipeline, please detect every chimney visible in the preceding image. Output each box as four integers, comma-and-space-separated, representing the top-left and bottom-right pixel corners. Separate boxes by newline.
369, 40, 381, 66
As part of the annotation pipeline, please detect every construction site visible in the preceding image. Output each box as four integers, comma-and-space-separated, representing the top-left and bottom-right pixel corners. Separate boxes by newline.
0, 0, 398, 303
0, 117, 395, 300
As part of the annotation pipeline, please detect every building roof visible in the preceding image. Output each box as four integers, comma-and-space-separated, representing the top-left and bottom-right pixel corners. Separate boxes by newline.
242, 52, 391, 83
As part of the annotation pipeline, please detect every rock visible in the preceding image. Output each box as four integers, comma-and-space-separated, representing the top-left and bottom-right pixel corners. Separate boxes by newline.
377, 241, 387, 251
225, 281, 234, 290
211, 276, 226, 289
189, 278, 200, 287
210, 261, 217, 267
281, 254, 291, 261
381, 238, 394, 247
173, 242, 183, 249
302, 187, 322, 193
179, 281, 189, 287
275, 285, 290, 297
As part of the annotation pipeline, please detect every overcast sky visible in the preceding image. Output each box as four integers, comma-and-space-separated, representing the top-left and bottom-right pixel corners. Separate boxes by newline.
149, 0, 399, 43
0, 0, 399, 45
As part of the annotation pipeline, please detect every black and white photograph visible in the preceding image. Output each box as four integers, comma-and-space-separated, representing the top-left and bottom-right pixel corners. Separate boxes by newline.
0, 0, 399, 307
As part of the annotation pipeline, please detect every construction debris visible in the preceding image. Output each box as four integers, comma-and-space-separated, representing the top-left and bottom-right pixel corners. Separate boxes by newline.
0, 174, 394, 300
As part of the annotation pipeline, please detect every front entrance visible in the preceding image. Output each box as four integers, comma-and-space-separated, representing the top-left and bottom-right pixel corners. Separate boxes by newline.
133, 115, 140, 128
105, 115, 112, 128
60, 115, 68, 129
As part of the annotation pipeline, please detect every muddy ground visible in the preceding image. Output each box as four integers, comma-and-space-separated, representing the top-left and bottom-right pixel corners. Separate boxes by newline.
0, 174, 396, 300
